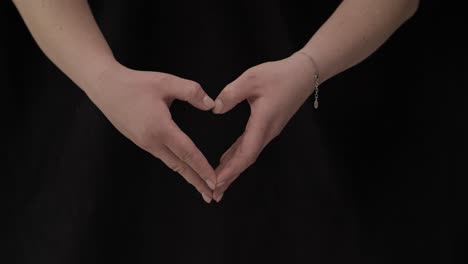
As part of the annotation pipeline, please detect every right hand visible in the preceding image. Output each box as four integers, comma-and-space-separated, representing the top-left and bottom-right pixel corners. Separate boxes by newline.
86, 63, 217, 203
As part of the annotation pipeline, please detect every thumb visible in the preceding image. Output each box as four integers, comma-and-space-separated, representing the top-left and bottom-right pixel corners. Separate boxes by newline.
213, 78, 251, 114
170, 79, 215, 111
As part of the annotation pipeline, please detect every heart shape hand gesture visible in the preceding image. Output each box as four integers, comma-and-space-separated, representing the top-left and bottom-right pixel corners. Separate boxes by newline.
88, 52, 318, 203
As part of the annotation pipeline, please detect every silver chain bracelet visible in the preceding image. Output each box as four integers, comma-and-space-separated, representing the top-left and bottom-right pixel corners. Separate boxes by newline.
296, 51, 320, 109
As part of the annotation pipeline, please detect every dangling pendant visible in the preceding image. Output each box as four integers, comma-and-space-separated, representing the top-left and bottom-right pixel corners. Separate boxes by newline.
313, 85, 319, 109
313, 73, 319, 110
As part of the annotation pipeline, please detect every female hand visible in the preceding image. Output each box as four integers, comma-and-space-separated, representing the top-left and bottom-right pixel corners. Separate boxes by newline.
87, 63, 217, 203
211, 52, 318, 202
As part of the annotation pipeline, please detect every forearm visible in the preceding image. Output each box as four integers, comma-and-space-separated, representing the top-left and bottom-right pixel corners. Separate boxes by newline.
12, 0, 117, 94
300, 0, 419, 83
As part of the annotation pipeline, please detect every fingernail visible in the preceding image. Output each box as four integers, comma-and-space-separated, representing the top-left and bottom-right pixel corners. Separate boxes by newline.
213, 99, 224, 114
201, 193, 212, 204
206, 179, 216, 190
214, 193, 224, 203
203, 95, 215, 109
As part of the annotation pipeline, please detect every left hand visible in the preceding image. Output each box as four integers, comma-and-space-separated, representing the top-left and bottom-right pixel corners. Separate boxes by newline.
211, 52, 319, 202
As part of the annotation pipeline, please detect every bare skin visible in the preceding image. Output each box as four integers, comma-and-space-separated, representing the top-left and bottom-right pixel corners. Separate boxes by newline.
211, 0, 419, 201
12, 0, 217, 203
12, 0, 419, 203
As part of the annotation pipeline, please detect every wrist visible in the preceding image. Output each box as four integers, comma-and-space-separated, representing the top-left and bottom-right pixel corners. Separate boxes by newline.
297, 45, 335, 83
82, 58, 125, 99
293, 50, 319, 79
291, 50, 321, 109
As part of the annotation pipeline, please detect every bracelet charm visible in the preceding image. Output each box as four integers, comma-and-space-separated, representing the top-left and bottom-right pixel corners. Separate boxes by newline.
313, 73, 319, 109
296, 51, 320, 110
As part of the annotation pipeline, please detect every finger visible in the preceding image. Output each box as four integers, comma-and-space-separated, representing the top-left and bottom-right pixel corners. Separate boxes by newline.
212, 138, 241, 202
157, 146, 213, 203
220, 134, 244, 164
165, 122, 217, 190
217, 114, 268, 184
212, 75, 252, 114
168, 78, 215, 110
213, 118, 268, 201
215, 135, 242, 191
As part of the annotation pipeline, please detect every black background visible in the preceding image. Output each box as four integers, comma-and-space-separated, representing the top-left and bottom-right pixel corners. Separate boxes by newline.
1, 1, 466, 263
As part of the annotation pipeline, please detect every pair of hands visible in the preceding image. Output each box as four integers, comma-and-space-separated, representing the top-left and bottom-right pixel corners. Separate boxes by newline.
87, 52, 318, 203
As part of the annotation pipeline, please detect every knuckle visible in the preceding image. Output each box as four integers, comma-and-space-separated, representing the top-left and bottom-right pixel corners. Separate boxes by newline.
238, 148, 257, 166
217, 176, 232, 191
180, 149, 196, 164
242, 70, 262, 88
191, 81, 203, 91
243, 70, 258, 81
169, 162, 187, 174
220, 87, 234, 101
185, 82, 202, 102
218, 178, 235, 193
194, 186, 206, 195
245, 154, 258, 166
221, 84, 242, 102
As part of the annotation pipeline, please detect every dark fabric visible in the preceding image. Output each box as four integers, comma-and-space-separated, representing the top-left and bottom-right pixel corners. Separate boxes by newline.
1, 1, 465, 263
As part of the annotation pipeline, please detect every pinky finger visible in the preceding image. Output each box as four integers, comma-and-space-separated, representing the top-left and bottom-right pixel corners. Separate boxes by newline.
157, 146, 214, 203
